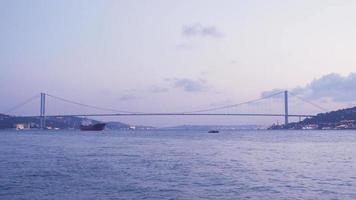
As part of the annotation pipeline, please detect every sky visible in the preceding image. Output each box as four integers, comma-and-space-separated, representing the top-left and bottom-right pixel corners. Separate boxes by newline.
1, 0, 356, 126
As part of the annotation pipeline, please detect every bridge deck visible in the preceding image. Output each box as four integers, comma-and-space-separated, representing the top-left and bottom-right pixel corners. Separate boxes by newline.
21, 113, 315, 118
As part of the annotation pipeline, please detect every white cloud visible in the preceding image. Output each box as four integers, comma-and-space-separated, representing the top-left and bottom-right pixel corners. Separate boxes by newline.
261, 73, 356, 102
166, 78, 209, 93
182, 23, 224, 38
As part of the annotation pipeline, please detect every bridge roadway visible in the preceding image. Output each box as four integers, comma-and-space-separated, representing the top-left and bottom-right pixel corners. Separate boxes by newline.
24, 113, 315, 118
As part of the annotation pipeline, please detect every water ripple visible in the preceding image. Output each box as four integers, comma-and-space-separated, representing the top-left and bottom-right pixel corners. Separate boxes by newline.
1, 130, 356, 199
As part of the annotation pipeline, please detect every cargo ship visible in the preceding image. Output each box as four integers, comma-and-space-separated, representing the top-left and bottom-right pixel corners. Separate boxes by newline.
80, 123, 106, 131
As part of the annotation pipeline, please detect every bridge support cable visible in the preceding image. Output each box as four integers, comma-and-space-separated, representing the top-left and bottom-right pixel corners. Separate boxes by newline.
2, 94, 39, 115
182, 91, 285, 114
44, 93, 142, 114
42, 91, 287, 117
288, 92, 328, 112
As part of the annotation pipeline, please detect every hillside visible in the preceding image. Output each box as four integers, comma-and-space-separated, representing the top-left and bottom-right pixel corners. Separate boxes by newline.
0, 114, 131, 130
270, 107, 356, 130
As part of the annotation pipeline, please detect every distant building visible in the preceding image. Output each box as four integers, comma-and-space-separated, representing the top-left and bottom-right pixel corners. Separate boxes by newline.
15, 122, 36, 130
302, 124, 318, 130
15, 123, 30, 130
335, 120, 356, 129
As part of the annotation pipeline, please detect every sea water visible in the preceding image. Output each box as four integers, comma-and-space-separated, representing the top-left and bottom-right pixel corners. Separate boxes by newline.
1, 130, 356, 200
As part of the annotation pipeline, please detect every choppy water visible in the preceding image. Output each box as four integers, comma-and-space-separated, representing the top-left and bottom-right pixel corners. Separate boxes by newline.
1, 130, 356, 200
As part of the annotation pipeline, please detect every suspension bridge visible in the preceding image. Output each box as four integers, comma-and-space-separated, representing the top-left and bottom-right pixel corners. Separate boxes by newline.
2, 90, 327, 129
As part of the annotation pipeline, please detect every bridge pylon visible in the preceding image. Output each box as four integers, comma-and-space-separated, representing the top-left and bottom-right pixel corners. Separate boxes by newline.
284, 90, 288, 126
40, 93, 46, 129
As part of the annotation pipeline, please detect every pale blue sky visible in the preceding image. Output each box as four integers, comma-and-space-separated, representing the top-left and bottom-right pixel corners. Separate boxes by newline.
1, 0, 356, 126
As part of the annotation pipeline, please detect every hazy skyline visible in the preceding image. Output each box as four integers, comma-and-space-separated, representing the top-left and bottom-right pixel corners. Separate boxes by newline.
2, 0, 356, 126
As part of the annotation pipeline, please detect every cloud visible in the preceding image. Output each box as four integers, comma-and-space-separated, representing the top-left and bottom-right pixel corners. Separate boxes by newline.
118, 78, 208, 100
117, 86, 168, 102
166, 78, 209, 93
182, 23, 224, 38
148, 86, 169, 93
230, 60, 237, 64
176, 43, 193, 49
261, 73, 356, 102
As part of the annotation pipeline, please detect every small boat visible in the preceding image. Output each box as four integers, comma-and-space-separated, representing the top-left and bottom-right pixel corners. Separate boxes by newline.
208, 130, 219, 133
80, 123, 106, 131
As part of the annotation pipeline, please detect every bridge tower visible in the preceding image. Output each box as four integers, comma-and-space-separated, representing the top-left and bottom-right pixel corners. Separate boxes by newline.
40, 93, 46, 129
284, 90, 288, 126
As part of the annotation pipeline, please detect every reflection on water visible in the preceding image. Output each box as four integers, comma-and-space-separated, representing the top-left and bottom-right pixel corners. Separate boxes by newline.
1, 130, 356, 200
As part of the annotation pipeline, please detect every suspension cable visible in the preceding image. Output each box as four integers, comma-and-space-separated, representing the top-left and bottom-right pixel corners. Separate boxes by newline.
183, 91, 285, 114
3, 94, 39, 114
45, 93, 141, 114
288, 92, 328, 112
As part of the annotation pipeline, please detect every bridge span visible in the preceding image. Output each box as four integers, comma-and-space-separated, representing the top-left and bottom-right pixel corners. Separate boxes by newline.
3, 90, 326, 129
23, 113, 315, 118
